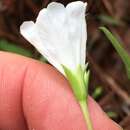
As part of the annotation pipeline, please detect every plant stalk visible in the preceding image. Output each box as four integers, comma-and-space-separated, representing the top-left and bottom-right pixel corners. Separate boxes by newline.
79, 100, 93, 130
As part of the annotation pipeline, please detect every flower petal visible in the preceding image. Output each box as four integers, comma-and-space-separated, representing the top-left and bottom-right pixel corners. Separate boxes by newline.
35, 3, 77, 71
66, 1, 86, 17
47, 2, 66, 25
20, 21, 37, 44
66, 1, 87, 65
20, 21, 65, 74
36, 2, 66, 32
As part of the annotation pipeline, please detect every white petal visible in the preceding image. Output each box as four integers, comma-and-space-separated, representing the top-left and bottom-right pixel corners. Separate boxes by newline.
36, 2, 66, 31
47, 2, 66, 25
66, 1, 87, 65
20, 21, 37, 44
20, 21, 65, 73
66, 1, 87, 17
35, 2, 77, 70
20, 21, 45, 54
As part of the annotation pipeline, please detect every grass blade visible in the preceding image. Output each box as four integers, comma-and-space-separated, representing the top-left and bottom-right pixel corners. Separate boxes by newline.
100, 27, 130, 79
0, 39, 33, 57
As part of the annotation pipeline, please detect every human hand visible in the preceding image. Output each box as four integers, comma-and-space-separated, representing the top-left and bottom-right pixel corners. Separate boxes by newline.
0, 51, 122, 130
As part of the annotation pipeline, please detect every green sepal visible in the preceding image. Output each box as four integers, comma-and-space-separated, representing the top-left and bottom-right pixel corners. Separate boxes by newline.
84, 70, 90, 94
62, 65, 90, 101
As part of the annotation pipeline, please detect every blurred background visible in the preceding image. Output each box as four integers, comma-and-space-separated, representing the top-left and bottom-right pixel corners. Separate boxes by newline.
0, 0, 130, 129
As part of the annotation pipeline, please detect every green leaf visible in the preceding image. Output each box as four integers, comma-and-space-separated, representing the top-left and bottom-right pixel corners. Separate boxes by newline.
98, 15, 122, 26
100, 27, 130, 79
62, 65, 89, 101
107, 111, 118, 119
0, 39, 33, 57
92, 86, 103, 99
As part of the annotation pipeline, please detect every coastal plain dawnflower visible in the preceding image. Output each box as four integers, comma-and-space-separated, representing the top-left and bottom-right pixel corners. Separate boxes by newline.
20, 1, 93, 130
20, 1, 89, 100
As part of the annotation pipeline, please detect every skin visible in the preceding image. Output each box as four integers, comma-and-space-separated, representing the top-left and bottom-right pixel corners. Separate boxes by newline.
0, 51, 122, 130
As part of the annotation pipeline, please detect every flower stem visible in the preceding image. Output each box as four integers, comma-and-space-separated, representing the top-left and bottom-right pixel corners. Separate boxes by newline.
79, 100, 94, 130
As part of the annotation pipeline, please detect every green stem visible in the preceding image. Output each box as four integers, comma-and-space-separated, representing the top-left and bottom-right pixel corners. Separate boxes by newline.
79, 100, 94, 130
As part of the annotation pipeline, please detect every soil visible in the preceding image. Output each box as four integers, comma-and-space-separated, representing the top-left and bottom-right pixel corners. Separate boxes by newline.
0, 0, 130, 129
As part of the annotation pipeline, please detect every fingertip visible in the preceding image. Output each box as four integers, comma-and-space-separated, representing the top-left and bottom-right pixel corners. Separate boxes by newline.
22, 60, 122, 130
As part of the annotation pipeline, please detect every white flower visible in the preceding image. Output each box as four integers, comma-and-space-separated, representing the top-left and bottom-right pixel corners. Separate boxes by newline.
20, 1, 87, 75
20, 1, 89, 101
20, 3, 93, 128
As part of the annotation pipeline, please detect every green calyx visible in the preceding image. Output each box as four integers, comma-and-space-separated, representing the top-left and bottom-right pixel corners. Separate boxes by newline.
62, 64, 90, 101
62, 64, 94, 130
